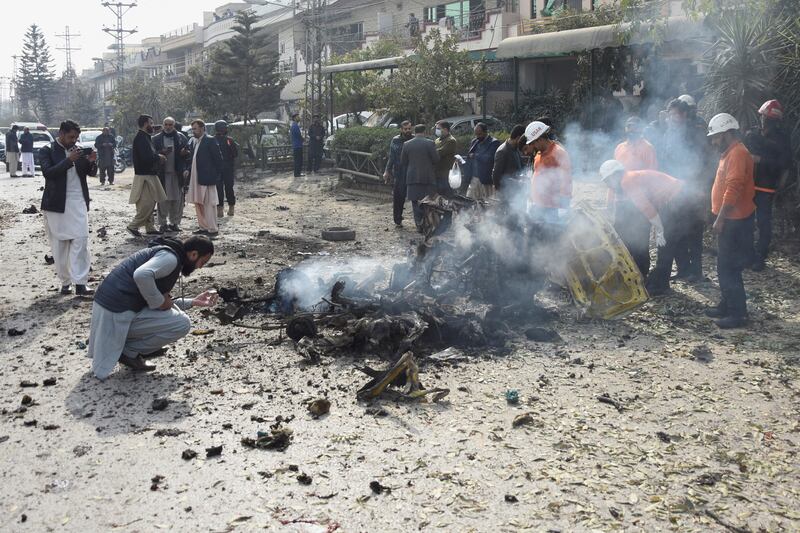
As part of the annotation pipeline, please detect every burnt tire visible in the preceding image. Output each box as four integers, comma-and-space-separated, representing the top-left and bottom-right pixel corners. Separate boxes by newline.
321, 226, 355, 241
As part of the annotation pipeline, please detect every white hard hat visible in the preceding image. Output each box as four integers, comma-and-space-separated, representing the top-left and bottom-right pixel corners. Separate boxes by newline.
678, 94, 696, 107
707, 113, 739, 137
599, 159, 625, 181
524, 121, 550, 144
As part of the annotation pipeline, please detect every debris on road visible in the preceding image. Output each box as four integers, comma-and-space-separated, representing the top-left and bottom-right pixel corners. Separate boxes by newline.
205, 445, 223, 458
22, 205, 38, 214
181, 449, 198, 461
307, 398, 331, 418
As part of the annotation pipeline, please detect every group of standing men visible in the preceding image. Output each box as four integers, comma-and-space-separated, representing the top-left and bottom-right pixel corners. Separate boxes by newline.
126, 114, 238, 239
5, 125, 37, 177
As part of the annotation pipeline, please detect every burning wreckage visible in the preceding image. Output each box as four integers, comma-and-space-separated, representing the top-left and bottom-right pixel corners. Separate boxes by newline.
216, 194, 648, 401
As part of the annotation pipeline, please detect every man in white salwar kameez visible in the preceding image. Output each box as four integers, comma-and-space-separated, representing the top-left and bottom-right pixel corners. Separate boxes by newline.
88, 235, 218, 378
39, 120, 98, 296
186, 119, 223, 237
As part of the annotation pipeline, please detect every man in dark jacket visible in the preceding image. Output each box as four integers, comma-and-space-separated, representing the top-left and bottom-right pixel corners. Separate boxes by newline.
214, 120, 239, 218
744, 99, 792, 271
87, 235, 218, 378
401, 124, 440, 231
94, 127, 117, 185
5, 125, 19, 176
153, 117, 190, 232
464, 123, 501, 198
290, 113, 304, 177
19, 127, 35, 177
307, 115, 326, 175
383, 121, 413, 227
186, 119, 224, 236
128, 114, 167, 237
39, 120, 98, 296
434, 121, 458, 195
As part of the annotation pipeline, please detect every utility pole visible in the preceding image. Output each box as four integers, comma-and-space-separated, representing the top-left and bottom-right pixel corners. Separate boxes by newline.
11, 55, 19, 116
303, 0, 326, 120
102, 1, 138, 78
55, 26, 81, 80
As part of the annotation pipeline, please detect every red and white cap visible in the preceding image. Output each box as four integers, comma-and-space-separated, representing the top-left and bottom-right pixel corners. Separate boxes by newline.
758, 99, 783, 119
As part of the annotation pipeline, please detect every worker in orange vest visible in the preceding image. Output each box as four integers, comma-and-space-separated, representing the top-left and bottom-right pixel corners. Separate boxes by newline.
704, 113, 755, 329
607, 116, 660, 276
522, 121, 572, 224
599, 160, 685, 294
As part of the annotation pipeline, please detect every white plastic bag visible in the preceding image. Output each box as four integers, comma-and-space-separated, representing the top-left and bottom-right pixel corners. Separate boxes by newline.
448, 162, 462, 189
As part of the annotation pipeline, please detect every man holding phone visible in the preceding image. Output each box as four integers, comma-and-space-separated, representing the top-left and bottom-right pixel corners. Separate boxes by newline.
39, 120, 98, 296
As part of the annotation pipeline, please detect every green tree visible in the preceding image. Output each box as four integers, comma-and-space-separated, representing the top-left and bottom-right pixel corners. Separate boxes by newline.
185, 10, 285, 123
66, 81, 103, 127
109, 72, 191, 137
379, 30, 493, 124
16, 24, 57, 124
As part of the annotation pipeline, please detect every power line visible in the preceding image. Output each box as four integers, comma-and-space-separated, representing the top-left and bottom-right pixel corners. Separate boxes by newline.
102, 1, 138, 78
55, 26, 81, 79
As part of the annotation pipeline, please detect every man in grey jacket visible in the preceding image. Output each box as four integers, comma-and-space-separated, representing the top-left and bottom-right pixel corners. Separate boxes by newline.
401, 124, 439, 231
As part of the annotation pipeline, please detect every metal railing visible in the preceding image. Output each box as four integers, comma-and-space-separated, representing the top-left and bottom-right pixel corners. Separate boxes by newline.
333, 149, 386, 181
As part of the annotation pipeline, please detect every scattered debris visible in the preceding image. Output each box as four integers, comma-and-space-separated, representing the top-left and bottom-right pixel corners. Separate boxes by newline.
369, 480, 389, 494
512, 413, 534, 428
20, 380, 38, 388
42, 377, 57, 386
357, 352, 449, 402
191, 329, 214, 336
73, 444, 91, 457
154, 428, 184, 437
695, 472, 723, 486
655, 431, 671, 443
691, 344, 714, 363
205, 445, 223, 458
248, 190, 277, 198
22, 205, 38, 214
597, 393, 624, 412
23, 420, 38, 427
241, 419, 293, 451
505, 389, 519, 405
43, 424, 59, 431
181, 449, 198, 461
44, 254, 54, 265
428, 347, 467, 364
307, 398, 331, 418
151, 398, 169, 411
96, 226, 108, 239
524, 327, 562, 343
609, 507, 623, 519
296, 473, 312, 485
321, 226, 356, 242
21, 395, 33, 406
150, 475, 165, 491
8, 328, 26, 337
504, 494, 519, 503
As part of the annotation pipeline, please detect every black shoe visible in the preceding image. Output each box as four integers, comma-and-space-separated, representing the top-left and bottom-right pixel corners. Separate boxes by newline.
108, 181, 114, 185
118, 354, 156, 372
142, 347, 168, 359
171, 225, 182, 232
716, 315, 747, 329
76, 285, 94, 296
207, 231, 219, 238
192, 229, 208, 235
127, 227, 142, 237
160, 225, 172, 234
704, 306, 727, 319
145, 228, 164, 235
100, 181, 105, 186
60, 285, 72, 295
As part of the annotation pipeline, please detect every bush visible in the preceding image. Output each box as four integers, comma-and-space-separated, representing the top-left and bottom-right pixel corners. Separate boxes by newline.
331, 126, 399, 157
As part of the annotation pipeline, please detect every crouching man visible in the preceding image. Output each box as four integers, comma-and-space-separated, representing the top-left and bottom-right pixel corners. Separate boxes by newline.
87, 236, 218, 379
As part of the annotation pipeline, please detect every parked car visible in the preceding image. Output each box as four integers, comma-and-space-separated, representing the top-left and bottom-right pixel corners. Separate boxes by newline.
0, 140, 5, 162
324, 111, 377, 155
228, 119, 291, 160
10, 122, 55, 168
77, 130, 104, 151
438, 115, 505, 137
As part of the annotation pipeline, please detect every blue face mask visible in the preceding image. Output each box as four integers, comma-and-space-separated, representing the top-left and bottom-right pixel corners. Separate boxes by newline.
435, 128, 442, 137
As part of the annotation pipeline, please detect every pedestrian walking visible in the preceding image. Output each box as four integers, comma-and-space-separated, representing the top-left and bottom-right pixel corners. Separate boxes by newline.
186, 119, 223, 237
214, 120, 238, 218
19, 127, 35, 177
464, 123, 500, 199
153, 117, 190, 232
434, 121, 458, 195
599, 160, 686, 294
94, 127, 117, 185
128, 114, 167, 237
291, 113, 304, 177
5, 125, 19, 176
705, 113, 755, 329
609, 116, 659, 276
87, 235, 218, 379
307, 115, 326, 174
400, 124, 439, 231
384, 121, 413, 228
522, 121, 572, 224
39, 120, 98, 296
743, 99, 792, 271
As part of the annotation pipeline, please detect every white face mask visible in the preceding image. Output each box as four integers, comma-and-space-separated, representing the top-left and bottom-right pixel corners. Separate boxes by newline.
435, 128, 442, 137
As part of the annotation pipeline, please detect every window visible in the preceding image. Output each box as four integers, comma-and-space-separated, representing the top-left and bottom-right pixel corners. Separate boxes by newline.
424, 0, 485, 36
451, 121, 473, 136
327, 22, 364, 55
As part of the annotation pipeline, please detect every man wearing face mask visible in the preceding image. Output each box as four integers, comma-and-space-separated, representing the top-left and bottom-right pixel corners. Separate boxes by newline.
704, 113, 755, 329
384, 120, 413, 228
608, 116, 659, 275
128, 114, 168, 237
434, 121, 458, 195
88, 235, 219, 379
153, 117, 190, 232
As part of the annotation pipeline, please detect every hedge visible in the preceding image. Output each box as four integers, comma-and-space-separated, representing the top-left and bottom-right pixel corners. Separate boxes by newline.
332, 127, 511, 157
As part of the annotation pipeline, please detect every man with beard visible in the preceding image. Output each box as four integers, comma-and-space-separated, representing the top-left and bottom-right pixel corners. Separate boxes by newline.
523, 121, 572, 224
94, 127, 117, 185
383, 120, 413, 228
40, 120, 98, 296
214, 120, 238, 218
434, 121, 458, 195
153, 117, 190, 232
464, 123, 501, 199
128, 114, 167, 237
186, 119, 223, 236
87, 235, 218, 379
705, 113, 755, 329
